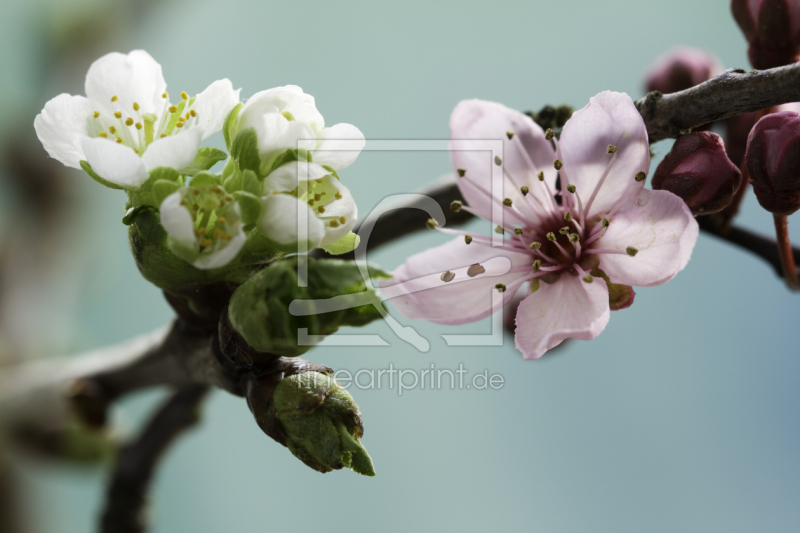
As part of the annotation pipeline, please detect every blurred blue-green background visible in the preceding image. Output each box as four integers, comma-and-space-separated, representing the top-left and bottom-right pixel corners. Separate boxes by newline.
1, 0, 800, 531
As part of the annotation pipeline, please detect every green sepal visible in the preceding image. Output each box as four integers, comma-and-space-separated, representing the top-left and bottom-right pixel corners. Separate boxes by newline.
179, 147, 227, 176
188, 171, 221, 188
130, 167, 181, 207
232, 191, 262, 224
264, 148, 313, 176
79, 160, 126, 190
228, 257, 390, 357
152, 180, 182, 206
231, 127, 262, 177
222, 168, 261, 196
321, 165, 340, 180
122, 205, 153, 226
223, 102, 243, 151
322, 232, 360, 255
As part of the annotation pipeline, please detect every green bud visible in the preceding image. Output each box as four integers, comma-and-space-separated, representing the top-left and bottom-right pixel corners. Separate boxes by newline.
250, 371, 375, 476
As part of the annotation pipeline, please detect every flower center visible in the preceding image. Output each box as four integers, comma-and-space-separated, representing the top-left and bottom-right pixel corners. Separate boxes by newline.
179, 184, 239, 252
89, 91, 200, 155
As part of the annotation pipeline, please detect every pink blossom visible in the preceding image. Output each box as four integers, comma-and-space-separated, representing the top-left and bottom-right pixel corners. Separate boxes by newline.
382, 92, 699, 359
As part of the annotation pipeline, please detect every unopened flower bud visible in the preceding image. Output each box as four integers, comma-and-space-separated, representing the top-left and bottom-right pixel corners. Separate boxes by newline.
247, 369, 375, 476
745, 111, 800, 215
645, 47, 722, 94
652, 132, 742, 215
732, 0, 800, 69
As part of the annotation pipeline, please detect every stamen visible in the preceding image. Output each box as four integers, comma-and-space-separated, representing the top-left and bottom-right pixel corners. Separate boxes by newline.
606, 144, 617, 154
545, 129, 555, 141
564, 211, 573, 222
465, 235, 473, 244
190, 109, 197, 117
494, 156, 502, 166
554, 160, 563, 170
162, 92, 168, 99
635, 171, 646, 182
115, 138, 122, 143
537, 172, 544, 181
495, 225, 505, 234
546, 232, 556, 241
98, 131, 107, 138
111, 95, 118, 102
93, 111, 100, 118
582, 275, 594, 283
330, 220, 340, 228
176, 122, 184, 128
569, 233, 579, 243
168, 105, 178, 113
426, 218, 439, 229
181, 91, 189, 100
582, 150, 618, 219
532, 259, 541, 271
339, 216, 346, 224
317, 206, 325, 214
529, 242, 541, 250
450, 200, 463, 212
559, 227, 570, 235
133, 102, 140, 111
467, 264, 486, 277
441, 271, 456, 282
514, 227, 523, 236
566, 184, 576, 194
125, 117, 134, 126
495, 283, 507, 293
135, 122, 142, 130
457, 168, 466, 177
506, 131, 515, 139
335, 192, 343, 200
520, 186, 529, 196
503, 198, 513, 207
626, 246, 638, 257
114, 111, 122, 119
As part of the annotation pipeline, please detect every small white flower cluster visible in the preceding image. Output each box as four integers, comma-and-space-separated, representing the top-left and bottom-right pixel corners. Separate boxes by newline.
35, 50, 364, 270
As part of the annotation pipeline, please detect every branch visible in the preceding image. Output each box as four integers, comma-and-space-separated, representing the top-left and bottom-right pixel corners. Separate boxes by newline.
637, 63, 800, 142
100, 385, 209, 533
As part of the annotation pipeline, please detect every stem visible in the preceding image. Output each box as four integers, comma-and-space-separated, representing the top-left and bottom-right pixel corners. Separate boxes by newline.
720, 154, 751, 233
773, 214, 800, 289
100, 385, 210, 533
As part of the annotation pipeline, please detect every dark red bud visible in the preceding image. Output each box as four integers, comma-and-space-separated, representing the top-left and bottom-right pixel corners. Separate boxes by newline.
645, 47, 722, 94
745, 111, 800, 215
732, 0, 800, 69
653, 132, 742, 216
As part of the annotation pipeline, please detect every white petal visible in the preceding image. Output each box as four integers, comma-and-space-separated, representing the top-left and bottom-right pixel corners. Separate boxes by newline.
191, 78, 241, 140
85, 50, 166, 116
514, 274, 610, 360
78, 136, 148, 187
262, 161, 331, 194
382, 238, 533, 325
319, 179, 358, 246
593, 188, 699, 287
559, 91, 650, 215
193, 230, 246, 270
313, 123, 365, 170
240, 85, 324, 133
141, 128, 203, 172
159, 192, 197, 249
252, 113, 315, 160
261, 194, 326, 247
34, 94, 94, 169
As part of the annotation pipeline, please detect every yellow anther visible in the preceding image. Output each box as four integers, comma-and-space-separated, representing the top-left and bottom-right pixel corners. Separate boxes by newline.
115, 138, 122, 143
109, 126, 116, 134
98, 131, 108, 138
133, 102, 140, 111
315, 178, 323, 183
111, 95, 118, 102
160, 133, 167, 138
178, 117, 185, 123
318, 206, 326, 213
314, 194, 321, 201
125, 117, 134, 126
190, 109, 197, 117
176, 122, 184, 128
168, 105, 178, 113
181, 91, 189, 100
135, 122, 142, 130
330, 220, 340, 228
93, 111, 100, 118
162, 92, 168, 99
114, 111, 122, 119
184, 112, 190, 120
339, 216, 346, 224
335, 192, 343, 200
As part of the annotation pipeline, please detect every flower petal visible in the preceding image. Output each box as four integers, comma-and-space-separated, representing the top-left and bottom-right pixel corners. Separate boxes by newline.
514, 274, 610, 360
85, 50, 166, 116
252, 113, 315, 160
141, 128, 203, 172
193, 230, 246, 270
593, 188, 698, 287
317, 178, 357, 246
77, 136, 148, 187
159, 192, 197, 249
260, 194, 326, 247
262, 161, 331, 194
34, 94, 94, 169
450, 99, 557, 227
382, 238, 532, 325
191, 78, 241, 140
313, 123, 365, 170
559, 91, 650, 215
240, 85, 324, 133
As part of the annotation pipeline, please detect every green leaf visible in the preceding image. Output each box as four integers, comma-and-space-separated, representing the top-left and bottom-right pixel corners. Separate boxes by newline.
189, 171, 221, 188
232, 191, 263, 224
179, 147, 228, 176
321, 165, 340, 180
223, 103, 243, 151
152, 180, 181, 206
231, 127, 261, 176
264, 148, 313, 176
79, 160, 126, 190
241, 169, 261, 196
322, 232, 360, 255
228, 257, 389, 357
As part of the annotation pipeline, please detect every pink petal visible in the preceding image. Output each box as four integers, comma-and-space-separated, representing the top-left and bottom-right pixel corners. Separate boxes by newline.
514, 274, 610, 360
382, 237, 532, 325
593, 188, 698, 287
559, 91, 650, 215
450, 100, 557, 227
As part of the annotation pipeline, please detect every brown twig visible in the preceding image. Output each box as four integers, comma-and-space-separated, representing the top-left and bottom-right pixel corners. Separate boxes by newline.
637, 65, 800, 142
99, 385, 209, 533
